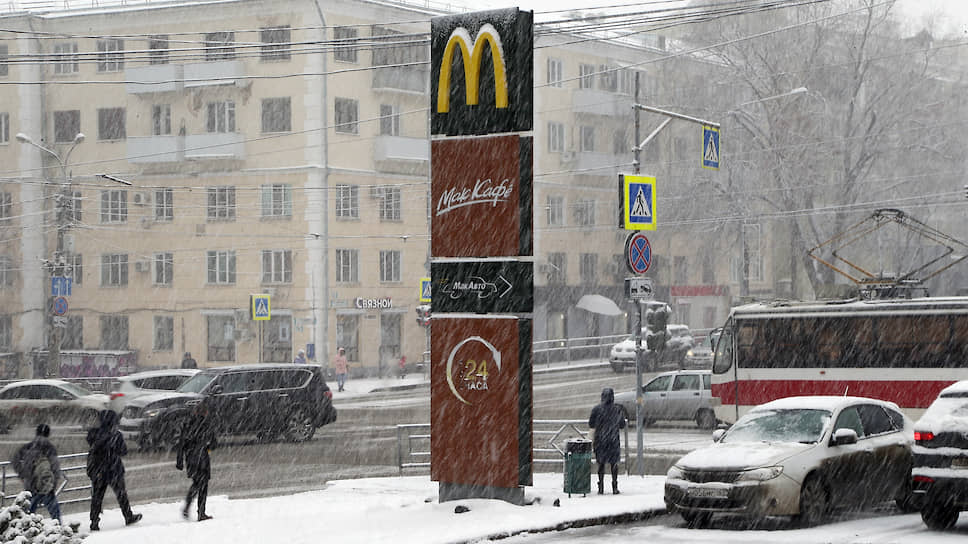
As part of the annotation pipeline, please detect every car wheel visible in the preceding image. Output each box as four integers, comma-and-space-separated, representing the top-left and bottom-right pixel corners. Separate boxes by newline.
795, 475, 828, 527
922, 501, 959, 530
695, 409, 716, 430
681, 510, 712, 528
283, 406, 316, 442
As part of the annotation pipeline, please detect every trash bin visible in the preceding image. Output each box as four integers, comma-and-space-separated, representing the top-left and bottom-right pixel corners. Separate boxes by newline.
563, 438, 592, 497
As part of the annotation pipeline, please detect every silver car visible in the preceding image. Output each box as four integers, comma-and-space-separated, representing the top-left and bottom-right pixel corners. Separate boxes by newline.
613, 370, 716, 429
108, 368, 199, 413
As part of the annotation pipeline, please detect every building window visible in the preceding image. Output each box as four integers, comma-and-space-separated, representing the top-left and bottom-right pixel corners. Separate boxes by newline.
205, 32, 235, 60
335, 249, 358, 283
62, 315, 82, 350
54, 110, 80, 143
100, 315, 129, 349
262, 249, 292, 284
97, 108, 126, 141
336, 315, 359, 361
154, 315, 174, 351
154, 252, 173, 285
68, 253, 82, 285
152, 104, 171, 135
260, 184, 292, 218
52, 42, 79, 74
335, 97, 359, 134
574, 199, 595, 227
580, 253, 598, 285
0, 316, 9, 350
547, 57, 562, 87
599, 64, 618, 92
333, 26, 358, 63
620, 69, 639, 96
0, 113, 7, 144
379, 250, 401, 283
335, 184, 359, 219
579, 63, 596, 89
206, 250, 236, 284
101, 254, 128, 286
547, 195, 564, 227
0, 256, 15, 287
548, 252, 567, 285
149, 35, 168, 64
206, 315, 235, 362
206, 101, 235, 133
155, 188, 173, 221
0, 193, 10, 222
207, 186, 236, 220
0, 45, 7, 77
580, 126, 595, 152
379, 187, 401, 221
547, 122, 564, 153
100, 190, 127, 223
379, 104, 399, 136
261, 26, 291, 61
261, 97, 291, 133
371, 25, 426, 67
97, 39, 124, 72
69, 190, 82, 224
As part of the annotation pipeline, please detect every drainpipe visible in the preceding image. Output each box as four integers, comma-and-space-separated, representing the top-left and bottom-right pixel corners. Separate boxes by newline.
312, 0, 330, 365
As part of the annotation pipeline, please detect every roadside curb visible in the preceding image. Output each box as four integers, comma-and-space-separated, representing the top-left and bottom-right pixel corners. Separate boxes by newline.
470, 507, 668, 542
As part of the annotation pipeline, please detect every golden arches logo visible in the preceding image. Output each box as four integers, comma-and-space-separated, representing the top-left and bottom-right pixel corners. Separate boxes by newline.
436, 24, 509, 114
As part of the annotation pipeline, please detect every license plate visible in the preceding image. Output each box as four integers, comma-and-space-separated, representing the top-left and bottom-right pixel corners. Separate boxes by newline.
687, 487, 728, 499
952, 457, 968, 468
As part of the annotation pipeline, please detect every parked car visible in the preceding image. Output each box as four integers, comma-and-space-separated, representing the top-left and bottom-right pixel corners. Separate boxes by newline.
0, 379, 110, 431
912, 380, 968, 530
609, 324, 695, 372
665, 396, 914, 527
684, 328, 722, 369
108, 369, 199, 413
613, 370, 716, 429
120, 364, 337, 450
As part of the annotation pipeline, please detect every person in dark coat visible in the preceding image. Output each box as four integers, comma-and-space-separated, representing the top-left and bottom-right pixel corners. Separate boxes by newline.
12, 424, 63, 522
176, 400, 218, 521
86, 410, 142, 531
588, 387, 627, 495
181, 352, 198, 369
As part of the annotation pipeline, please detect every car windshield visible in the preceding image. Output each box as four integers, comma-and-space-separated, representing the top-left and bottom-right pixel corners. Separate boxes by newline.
722, 408, 831, 444
176, 372, 218, 393
59, 382, 95, 397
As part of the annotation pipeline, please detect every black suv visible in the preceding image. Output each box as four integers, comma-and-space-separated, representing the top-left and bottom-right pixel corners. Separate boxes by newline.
119, 364, 337, 450
912, 380, 968, 530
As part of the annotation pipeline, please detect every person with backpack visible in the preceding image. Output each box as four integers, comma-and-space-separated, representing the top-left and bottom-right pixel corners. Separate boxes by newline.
176, 400, 218, 521
12, 424, 63, 523
86, 410, 142, 531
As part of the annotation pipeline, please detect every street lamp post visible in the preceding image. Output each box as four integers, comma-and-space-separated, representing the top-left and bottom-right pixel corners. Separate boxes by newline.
16, 132, 84, 378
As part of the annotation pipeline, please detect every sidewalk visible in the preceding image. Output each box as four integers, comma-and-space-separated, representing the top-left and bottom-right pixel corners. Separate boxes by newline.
72, 472, 668, 543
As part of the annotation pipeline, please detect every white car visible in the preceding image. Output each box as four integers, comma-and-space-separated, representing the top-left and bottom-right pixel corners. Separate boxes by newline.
684, 328, 721, 369
613, 370, 716, 429
609, 324, 695, 372
108, 368, 199, 412
0, 379, 110, 430
665, 396, 914, 527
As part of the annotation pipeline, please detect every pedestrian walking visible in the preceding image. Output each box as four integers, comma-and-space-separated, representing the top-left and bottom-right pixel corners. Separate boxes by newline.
398, 355, 407, 379
176, 400, 218, 521
334, 347, 348, 392
588, 387, 627, 495
86, 410, 142, 531
11, 424, 63, 523
181, 352, 198, 369
293, 349, 307, 364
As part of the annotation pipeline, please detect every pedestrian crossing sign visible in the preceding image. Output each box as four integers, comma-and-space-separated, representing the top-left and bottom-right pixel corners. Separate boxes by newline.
702, 125, 720, 170
620, 174, 656, 231
251, 294, 271, 321
419, 277, 432, 303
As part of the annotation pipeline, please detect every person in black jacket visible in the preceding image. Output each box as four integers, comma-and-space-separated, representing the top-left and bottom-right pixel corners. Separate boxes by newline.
176, 400, 218, 521
86, 410, 142, 531
12, 424, 63, 522
588, 387, 627, 495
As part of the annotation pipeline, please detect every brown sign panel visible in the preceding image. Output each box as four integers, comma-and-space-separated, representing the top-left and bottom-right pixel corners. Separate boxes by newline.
431, 317, 533, 489
431, 134, 533, 258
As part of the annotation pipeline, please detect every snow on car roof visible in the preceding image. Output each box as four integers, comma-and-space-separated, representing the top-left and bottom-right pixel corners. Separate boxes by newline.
116, 368, 199, 381
915, 381, 968, 433
755, 395, 898, 412
940, 380, 968, 395
0, 378, 72, 390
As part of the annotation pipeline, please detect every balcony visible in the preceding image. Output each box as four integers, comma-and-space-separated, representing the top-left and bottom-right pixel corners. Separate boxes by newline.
572, 88, 626, 117
184, 60, 245, 88
127, 135, 184, 163
185, 132, 245, 160
371, 66, 428, 94
125, 64, 184, 94
374, 136, 429, 163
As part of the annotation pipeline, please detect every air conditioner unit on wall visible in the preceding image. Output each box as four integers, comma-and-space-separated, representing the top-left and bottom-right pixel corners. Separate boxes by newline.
132, 191, 151, 206
134, 259, 151, 273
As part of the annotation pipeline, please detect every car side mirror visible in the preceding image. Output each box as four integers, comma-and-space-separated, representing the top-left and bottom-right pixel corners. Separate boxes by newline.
210, 384, 223, 395
712, 429, 726, 442
832, 428, 858, 446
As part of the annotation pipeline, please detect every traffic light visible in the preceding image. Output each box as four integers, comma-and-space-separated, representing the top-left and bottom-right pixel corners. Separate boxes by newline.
645, 304, 670, 351
415, 304, 431, 327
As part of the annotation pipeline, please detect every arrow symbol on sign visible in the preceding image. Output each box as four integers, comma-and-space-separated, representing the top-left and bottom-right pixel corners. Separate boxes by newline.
497, 275, 512, 298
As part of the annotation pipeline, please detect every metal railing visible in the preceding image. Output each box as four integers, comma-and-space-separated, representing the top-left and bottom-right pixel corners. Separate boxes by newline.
532, 334, 627, 366
1, 453, 93, 508
397, 420, 631, 475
